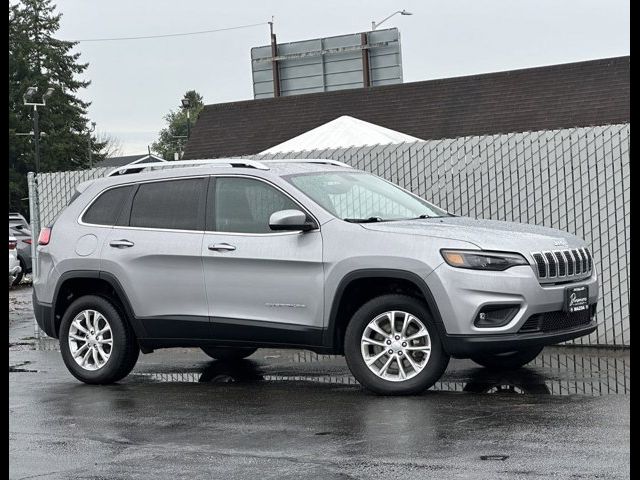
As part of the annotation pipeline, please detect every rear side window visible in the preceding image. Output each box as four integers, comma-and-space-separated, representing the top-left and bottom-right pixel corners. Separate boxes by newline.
82, 186, 133, 226
129, 178, 205, 231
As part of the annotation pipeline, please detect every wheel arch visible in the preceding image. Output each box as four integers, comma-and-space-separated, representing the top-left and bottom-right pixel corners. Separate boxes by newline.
324, 269, 447, 354
51, 270, 147, 340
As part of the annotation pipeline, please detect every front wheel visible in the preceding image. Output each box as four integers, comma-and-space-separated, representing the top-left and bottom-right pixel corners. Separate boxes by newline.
470, 346, 543, 370
59, 295, 139, 384
344, 294, 450, 395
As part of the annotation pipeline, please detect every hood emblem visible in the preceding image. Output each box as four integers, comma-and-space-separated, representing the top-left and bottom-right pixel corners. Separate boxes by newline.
553, 239, 569, 247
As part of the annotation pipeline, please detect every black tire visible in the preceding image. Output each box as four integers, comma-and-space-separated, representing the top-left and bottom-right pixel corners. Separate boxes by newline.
59, 295, 139, 384
12, 258, 25, 286
201, 346, 257, 361
470, 346, 543, 370
344, 294, 450, 395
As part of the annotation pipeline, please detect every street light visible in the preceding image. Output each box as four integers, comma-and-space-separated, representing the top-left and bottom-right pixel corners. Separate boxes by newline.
87, 121, 96, 168
23, 86, 54, 173
181, 96, 192, 139
371, 9, 413, 30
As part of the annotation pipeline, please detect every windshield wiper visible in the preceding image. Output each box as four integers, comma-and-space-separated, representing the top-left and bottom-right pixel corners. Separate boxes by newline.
410, 213, 454, 220
344, 216, 384, 223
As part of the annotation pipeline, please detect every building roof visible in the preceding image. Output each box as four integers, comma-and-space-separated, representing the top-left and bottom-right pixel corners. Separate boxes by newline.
184, 56, 629, 159
260, 116, 424, 153
95, 154, 166, 168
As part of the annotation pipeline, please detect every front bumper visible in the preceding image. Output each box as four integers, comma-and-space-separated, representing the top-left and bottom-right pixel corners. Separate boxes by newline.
426, 263, 599, 335
442, 320, 597, 357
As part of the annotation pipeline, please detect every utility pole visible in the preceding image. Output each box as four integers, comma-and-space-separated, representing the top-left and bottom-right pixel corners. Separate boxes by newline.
269, 17, 280, 97
23, 86, 54, 173
181, 97, 192, 139
87, 121, 96, 168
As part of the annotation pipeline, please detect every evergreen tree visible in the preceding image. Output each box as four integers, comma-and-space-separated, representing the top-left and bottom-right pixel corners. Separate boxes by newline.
151, 90, 205, 161
9, 0, 105, 215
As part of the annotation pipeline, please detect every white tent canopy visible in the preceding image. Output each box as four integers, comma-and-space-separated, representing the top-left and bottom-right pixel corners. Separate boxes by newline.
260, 115, 424, 154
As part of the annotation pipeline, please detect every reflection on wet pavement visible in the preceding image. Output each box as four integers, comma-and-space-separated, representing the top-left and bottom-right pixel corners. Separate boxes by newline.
124, 347, 629, 396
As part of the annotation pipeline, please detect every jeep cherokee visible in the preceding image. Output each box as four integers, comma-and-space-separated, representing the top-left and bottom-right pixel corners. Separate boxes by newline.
32, 159, 598, 395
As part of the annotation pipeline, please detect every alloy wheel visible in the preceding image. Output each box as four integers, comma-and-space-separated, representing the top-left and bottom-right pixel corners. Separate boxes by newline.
360, 310, 431, 382
68, 309, 113, 371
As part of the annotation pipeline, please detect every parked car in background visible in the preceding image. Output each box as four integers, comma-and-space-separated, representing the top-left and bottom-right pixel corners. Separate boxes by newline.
32, 159, 599, 394
9, 212, 29, 230
9, 225, 32, 285
9, 234, 21, 287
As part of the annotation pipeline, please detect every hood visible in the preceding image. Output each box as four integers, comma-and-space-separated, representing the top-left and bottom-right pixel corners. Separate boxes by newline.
361, 216, 586, 253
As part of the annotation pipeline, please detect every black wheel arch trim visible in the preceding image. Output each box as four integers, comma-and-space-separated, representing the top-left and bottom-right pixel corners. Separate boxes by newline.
324, 268, 447, 352
49, 270, 148, 339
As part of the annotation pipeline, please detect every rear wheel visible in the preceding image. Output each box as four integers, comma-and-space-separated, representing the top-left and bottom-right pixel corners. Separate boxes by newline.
344, 294, 450, 395
470, 346, 543, 370
59, 295, 139, 384
201, 346, 257, 361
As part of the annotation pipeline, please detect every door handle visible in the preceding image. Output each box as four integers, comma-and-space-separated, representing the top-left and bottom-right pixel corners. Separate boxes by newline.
208, 243, 236, 252
109, 239, 135, 248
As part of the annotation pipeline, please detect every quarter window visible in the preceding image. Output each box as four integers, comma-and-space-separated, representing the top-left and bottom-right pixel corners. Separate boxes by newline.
129, 178, 205, 231
82, 186, 133, 226
212, 178, 300, 233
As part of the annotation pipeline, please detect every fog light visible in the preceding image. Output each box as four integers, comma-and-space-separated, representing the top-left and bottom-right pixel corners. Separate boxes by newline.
474, 305, 519, 327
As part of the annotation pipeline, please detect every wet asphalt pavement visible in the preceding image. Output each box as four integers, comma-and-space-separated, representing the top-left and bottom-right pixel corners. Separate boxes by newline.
9, 285, 630, 479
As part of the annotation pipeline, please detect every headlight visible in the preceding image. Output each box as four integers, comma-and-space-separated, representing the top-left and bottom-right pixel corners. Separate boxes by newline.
440, 249, 528, 271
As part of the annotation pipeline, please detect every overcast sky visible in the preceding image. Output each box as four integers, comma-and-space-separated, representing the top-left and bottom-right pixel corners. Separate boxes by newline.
54, 0, 629, 156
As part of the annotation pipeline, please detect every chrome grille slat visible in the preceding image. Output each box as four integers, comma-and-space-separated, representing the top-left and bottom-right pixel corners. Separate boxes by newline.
580, 248, 588, 272
531, 247, 592, 283
572, 249, 581, 274
544, 252, 557, 277
564, 250, 574, 275
554, 251, 566, 276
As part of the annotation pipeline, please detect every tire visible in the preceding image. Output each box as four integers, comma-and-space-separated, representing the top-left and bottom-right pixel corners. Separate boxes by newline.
470, 346, 543, 370
59, 295, 139, 384
344, 294, 450, 395
12, 260, 24, 286
201, 346, 257, 361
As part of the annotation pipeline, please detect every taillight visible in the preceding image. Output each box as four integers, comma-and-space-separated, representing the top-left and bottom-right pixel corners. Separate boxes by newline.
24, 239, 32, 245
9, 240, 17, 250
38, 227, 52, 246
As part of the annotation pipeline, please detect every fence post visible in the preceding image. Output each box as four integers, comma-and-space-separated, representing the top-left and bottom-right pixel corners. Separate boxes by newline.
27, 171, 41, 338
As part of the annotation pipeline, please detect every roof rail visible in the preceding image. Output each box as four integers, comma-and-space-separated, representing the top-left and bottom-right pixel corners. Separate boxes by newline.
259, 159, 352, 168
106, 159, 269, 177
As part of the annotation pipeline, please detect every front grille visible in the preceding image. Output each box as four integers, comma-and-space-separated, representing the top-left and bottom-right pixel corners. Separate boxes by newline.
518, 308, 593, 333
531, 247, 593, 282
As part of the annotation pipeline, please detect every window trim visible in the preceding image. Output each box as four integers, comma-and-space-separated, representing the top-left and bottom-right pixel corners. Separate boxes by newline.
205, 174, 320, 236
78, 175, 208, 232
77, 184, 135, 228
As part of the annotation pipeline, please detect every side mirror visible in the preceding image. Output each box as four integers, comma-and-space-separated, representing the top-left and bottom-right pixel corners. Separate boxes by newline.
269, 209, 316, 232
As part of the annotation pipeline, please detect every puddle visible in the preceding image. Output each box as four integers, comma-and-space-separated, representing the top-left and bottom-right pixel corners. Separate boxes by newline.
30, 329, 629, 396
9, 361, 38, 373
129, 348, 629, 396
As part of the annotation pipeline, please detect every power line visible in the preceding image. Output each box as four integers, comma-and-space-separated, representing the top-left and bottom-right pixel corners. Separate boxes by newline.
69, 22, 268, 43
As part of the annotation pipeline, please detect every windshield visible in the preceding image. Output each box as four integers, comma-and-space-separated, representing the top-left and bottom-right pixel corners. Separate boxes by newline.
287, 171, 449, 222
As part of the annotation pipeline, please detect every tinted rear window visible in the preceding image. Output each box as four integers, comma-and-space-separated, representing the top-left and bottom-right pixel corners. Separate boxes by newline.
129, 178, 204, 231
82, 186, 133, 226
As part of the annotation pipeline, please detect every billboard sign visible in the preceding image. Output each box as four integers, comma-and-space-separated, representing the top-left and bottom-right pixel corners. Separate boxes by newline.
251, 28, 403, 99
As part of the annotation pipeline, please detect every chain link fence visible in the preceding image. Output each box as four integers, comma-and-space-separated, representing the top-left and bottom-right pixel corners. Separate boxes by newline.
28, 123, 629, 347
250, 123, 630, 347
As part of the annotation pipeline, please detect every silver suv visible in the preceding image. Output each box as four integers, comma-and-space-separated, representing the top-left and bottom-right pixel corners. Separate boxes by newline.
33, 159, 598, 395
